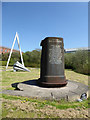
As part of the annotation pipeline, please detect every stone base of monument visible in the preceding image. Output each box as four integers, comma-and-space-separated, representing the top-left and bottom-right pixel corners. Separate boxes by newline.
37, 78, 67, 87
2, 80, 89, 101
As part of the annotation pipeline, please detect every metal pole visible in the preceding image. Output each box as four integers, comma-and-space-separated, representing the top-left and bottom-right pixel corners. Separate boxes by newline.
6, 32, 24, 69
6, 33, 17, 69
16, 32, 24, 66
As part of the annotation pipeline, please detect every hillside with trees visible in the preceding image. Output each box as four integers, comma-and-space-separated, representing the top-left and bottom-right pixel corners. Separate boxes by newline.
1, 49, 89, 75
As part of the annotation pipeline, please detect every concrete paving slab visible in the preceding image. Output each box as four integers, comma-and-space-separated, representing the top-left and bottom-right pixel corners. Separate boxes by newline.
2, 79, 89, 101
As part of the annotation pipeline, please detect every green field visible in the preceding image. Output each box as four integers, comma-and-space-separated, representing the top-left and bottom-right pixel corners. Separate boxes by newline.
0, 66, 89, 118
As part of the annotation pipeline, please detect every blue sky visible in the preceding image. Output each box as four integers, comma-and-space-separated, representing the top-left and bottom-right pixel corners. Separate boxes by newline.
2, 2, 88, 52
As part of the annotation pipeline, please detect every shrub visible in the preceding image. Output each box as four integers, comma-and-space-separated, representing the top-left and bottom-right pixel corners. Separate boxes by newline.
65, 50, 89, 75
65, 53, 75, 69
1, 50, 41, 68
23, 50, 41, 68
0, 61, 7, 66
2, 53, 9, 61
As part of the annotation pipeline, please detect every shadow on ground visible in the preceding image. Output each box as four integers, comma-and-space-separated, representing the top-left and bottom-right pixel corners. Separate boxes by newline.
11, 79, 38, 90
11, 79, 68, 90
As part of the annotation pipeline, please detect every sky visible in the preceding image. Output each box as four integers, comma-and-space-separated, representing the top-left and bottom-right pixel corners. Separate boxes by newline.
2, 2, 88, 52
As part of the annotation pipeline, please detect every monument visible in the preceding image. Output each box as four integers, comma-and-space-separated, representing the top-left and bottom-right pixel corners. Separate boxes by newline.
5, 37, 89, 101
38, 37, 67, 87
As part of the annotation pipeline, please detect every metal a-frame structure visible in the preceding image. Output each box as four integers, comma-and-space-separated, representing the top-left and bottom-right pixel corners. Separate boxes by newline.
6, 32, 24, 69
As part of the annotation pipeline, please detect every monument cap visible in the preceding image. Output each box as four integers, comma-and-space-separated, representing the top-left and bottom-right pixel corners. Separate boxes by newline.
41, 37, 63, 46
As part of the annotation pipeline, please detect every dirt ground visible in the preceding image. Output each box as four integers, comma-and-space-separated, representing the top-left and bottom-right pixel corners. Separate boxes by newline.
2, 99, 89, 118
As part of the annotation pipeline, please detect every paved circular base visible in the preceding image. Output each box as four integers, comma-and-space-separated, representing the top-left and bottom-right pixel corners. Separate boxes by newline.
2, 79, 89, 101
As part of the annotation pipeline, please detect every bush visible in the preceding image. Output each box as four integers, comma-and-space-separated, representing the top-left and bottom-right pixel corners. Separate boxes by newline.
2, 53, 9, 61
23, 50, 41, 68
1, 49, 89, 75
65, 53, 75, 69
65, 50, 89, 75
1, 49, 41, 68
0, 61, 7, 66
1, 52, 21, 66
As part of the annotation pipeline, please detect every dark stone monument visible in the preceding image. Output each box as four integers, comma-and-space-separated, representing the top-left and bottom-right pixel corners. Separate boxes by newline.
38, 37, 67, 87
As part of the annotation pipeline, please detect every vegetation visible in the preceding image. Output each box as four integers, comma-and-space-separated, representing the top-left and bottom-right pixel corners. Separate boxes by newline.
1, 67, 88, 91
23, 49, 41, 68
0, 61, 7, 66
1, 49, 41, 68
1, 49, 89, 75
1, 68, 89, 118
1, 49, 89, 118
2, 94, 89, 109
1, 67, 40, 90
2, 96, 89, 118
65, 50, 89, 75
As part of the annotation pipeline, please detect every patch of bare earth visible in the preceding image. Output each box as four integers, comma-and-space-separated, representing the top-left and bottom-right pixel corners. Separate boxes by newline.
2, 99, 89, 118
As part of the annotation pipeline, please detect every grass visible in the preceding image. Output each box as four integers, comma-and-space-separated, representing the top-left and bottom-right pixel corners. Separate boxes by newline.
2, 102, 35, 118
1, 66, 88, 90
2, 94, 89, 118
1, 66, 40, 90
65, 69, 88, 85
1, 66, 89, 118
2, 94, 89, 109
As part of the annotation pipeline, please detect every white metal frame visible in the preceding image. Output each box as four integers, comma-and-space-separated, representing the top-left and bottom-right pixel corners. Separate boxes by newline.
6, 32, 24, 69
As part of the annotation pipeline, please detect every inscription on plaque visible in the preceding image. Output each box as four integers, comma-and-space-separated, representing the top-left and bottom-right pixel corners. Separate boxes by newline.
49, 45, 62, 64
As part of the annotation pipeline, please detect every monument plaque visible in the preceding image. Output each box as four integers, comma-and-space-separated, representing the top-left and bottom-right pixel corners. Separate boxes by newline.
38, 37, 67, 87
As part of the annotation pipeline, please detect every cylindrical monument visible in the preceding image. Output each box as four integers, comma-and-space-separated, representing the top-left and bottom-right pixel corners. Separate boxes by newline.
38, 37, 67, 87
